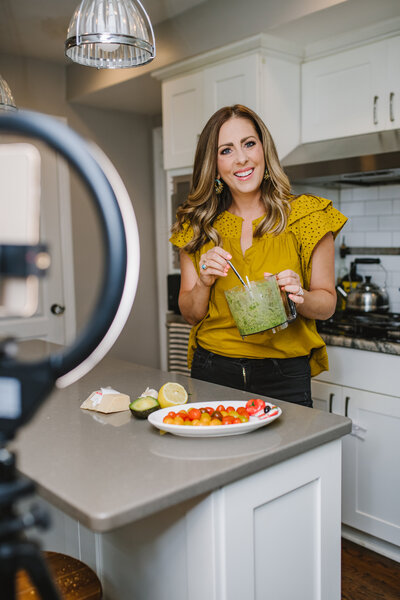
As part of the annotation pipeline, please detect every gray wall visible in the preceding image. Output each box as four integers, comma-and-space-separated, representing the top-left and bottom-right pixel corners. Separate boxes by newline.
0, 54, 160, 368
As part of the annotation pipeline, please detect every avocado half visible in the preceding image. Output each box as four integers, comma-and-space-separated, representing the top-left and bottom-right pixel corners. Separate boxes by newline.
129, 396, 160, 419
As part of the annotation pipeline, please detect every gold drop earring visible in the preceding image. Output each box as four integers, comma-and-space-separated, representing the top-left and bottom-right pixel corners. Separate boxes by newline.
214, 177, 224, 194
263, 169, 270, 181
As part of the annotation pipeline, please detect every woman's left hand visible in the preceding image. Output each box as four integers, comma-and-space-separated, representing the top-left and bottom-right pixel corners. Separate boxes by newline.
264, 270, 305, 304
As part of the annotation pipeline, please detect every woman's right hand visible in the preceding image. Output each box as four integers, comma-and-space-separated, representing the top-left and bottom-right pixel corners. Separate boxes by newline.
199, 247, 232, 287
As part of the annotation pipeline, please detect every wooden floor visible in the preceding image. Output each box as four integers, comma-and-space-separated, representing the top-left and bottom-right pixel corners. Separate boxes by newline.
342, 538, 400, 600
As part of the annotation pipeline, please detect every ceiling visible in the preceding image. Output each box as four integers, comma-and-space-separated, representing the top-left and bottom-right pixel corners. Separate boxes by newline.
1, 0, 400, 115
0, 0, 207, 64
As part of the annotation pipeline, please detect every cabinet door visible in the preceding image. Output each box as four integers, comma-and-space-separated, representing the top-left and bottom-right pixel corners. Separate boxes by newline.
302, 40, 387, 142
342, 387, 400, 547
387, 36, 400, 130
311, 380, 342, 413
203, 54, 261, 119
162, 72, 204, 170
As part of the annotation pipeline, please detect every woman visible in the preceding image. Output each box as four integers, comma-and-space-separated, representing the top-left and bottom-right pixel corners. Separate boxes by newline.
170, 105, 347, 407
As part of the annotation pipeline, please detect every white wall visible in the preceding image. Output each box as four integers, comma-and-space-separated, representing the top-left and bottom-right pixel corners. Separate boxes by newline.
0, 54, 161, 368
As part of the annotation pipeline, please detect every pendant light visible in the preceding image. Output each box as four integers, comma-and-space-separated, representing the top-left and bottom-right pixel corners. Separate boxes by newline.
0, 74, 17, 111
65, 0, 155, 69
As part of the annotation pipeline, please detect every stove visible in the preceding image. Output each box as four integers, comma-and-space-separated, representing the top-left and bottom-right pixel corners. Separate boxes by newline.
317, 312, 400, 343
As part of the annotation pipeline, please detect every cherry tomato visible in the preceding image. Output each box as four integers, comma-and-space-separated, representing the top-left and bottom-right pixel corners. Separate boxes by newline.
163, 416, 174, 424
178, 410, 187, 419
200, 412, 211, 424
246, 398, 266, 415
216, 404, 225, 412
226, 406, 235, 413
239, 414, 249, 423
237, 407, 248, 416
233, 418, 241, 424
211, 410, 223, 420
210, 418, 222, 426
167, 411, 177, 419
188, 408, 201, 421
205, 406, 214, 415
222, 416, 235, 425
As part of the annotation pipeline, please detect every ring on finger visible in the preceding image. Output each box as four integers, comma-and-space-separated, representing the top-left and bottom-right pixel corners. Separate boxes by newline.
297, 285, 304, 296
201, 263, 208, 270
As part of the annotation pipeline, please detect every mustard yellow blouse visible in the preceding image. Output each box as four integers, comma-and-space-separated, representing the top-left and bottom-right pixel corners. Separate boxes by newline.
170, 195, 347, 377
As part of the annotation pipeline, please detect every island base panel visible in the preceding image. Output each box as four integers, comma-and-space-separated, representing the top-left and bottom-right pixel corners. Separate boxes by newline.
28, 439, 342, 600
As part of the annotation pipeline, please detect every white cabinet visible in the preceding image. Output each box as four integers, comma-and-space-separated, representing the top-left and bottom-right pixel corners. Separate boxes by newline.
203, 53, 262, 121
311, 376, 400, 550
161, 71, 204, 170
341, 388, 400, 547
387, 36, 400, 129
302, 36, 400, 142
155, 36, 302, 169
162, 55, 261, 170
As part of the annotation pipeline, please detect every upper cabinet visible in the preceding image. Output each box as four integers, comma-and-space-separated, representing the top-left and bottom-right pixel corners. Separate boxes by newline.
302, 35, 400, 142
161, 71, 204, 171
153, 35, 302, 170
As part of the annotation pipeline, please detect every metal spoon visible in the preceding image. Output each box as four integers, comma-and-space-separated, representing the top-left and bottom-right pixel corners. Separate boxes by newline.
227, 260, 249, 289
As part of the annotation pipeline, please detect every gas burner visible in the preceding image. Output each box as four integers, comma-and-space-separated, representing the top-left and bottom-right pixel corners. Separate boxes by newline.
317, 312, 400, 343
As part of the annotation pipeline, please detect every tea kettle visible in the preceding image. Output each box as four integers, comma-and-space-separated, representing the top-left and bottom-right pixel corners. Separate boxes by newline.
345, 258, 389, 313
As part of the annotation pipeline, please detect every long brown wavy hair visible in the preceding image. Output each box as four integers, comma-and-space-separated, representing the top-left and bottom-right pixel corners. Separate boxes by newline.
171, 104, 293, 253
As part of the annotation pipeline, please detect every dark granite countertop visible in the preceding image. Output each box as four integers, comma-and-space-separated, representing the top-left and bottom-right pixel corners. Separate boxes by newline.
321, 333, 400, 356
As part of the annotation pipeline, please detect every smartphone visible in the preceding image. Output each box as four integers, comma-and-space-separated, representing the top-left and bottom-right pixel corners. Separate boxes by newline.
0, 143, 41, 317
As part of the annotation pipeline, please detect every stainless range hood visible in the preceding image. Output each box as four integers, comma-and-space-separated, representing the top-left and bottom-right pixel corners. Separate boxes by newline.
281, 129, 400, 188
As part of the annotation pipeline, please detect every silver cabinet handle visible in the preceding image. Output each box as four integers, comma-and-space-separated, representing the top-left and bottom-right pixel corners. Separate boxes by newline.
373, 95, 379, 125
344, 395, 350, 417
390, 92, 395, 122
328, 392, 334, 413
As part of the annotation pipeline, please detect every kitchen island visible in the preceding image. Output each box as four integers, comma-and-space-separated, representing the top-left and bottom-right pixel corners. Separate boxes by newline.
13, 342, 351, 600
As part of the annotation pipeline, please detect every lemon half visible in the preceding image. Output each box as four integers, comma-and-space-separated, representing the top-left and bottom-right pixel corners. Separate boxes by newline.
158, 382, 188, 409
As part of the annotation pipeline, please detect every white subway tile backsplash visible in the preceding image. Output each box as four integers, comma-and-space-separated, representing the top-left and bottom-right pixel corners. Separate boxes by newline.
341, 201, 365, 216
364, 231, 393, 246
393, 199, 400, 214
353, 186, 379, 201
378, 184, 400, 200
337, 182, 400, 310
392, 232, 400, 245
365, 199, 392, 215
340, 188, 354, 202
391, 301, 400, 313
341, 232, 365, 246
388, 272, 400, 287
379, 216, 400, 231
351, 216, 379, 230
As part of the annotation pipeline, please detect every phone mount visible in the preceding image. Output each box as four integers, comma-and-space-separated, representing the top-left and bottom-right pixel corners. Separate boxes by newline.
0, 110, 139, 598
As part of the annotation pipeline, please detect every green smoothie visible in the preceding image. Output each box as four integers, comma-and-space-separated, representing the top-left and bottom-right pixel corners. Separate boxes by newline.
225, 278, 288, 336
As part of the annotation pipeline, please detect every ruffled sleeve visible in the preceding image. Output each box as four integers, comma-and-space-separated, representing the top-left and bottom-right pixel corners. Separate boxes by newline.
169, 221, 194, 249
169, 221, 199, 268
288, 195, 347, 286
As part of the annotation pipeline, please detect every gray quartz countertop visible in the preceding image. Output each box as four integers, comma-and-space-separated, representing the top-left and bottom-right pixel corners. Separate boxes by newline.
13, 342, 351, 533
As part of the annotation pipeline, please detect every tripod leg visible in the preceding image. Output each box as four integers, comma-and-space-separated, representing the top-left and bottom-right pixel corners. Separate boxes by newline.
16, 541, 61, 600
0, 553, 17, 599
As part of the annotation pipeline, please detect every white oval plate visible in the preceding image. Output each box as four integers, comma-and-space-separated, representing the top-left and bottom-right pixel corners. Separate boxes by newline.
148, 400, 282, 437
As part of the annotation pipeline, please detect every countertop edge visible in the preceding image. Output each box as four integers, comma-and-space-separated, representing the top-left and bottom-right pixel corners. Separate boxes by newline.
34, 418, 351, 533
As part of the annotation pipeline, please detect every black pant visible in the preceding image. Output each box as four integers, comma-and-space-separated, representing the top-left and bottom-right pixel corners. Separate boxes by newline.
191, 345, 312, 407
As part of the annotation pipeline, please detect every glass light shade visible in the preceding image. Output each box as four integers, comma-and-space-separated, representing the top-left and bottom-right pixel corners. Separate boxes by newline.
0, 74, 17, 111
65, 0, 156, 69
